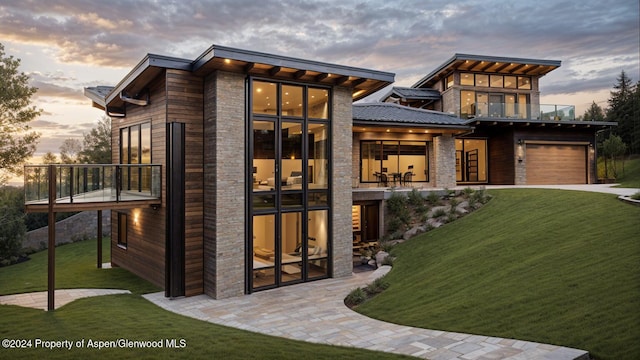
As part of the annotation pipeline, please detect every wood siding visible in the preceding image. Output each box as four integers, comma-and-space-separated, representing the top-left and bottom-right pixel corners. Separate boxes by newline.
111, 69, 204, 295
111, 74, 168, 289
166, 69, 204, 296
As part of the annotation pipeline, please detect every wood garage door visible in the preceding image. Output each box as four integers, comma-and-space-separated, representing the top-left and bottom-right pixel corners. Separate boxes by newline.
526, 144, 587, 184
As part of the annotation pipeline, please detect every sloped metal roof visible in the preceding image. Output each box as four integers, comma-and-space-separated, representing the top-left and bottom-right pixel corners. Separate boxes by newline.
385, 86, 441, 100
353, 103, 470, 128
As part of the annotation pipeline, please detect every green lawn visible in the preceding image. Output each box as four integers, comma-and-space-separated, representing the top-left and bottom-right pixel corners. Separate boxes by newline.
357, 189, 640, 360
0, 240, 409, 360
598, 155, 640, 188
615, 155, 640, 188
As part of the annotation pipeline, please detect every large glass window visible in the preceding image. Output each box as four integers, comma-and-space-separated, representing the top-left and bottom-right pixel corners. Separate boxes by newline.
120, 122, 151, 192
250, 79, 331, 291
360, 140, 429, 183
460, 92, 529, 119
460, 73, 531, 90
455, 139, 488, 183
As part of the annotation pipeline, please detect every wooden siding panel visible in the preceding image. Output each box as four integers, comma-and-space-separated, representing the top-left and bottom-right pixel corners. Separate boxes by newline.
166, 69, 204, 296
111, 74, 167, 289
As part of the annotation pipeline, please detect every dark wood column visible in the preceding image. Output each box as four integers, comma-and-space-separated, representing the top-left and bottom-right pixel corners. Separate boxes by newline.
166, 122, 185, 297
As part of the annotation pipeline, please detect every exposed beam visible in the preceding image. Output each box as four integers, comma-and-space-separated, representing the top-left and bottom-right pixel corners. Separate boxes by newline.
524, 64, 541, 75
294, 70, 306, 79
351, 78, 367, 87
480, 62, 496, 72
494, 62, 511, 72
315, 73, 329, 81
467, 60, 482, 71
334, 76, 349, 85
268, 66, 281, 76
508, 64, 526, 73
244, 62, 255, 73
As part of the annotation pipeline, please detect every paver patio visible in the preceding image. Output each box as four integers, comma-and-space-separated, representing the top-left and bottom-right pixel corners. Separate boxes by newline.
144, 266, 589, 360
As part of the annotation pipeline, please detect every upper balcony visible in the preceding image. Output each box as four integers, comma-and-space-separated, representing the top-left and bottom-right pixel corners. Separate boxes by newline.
24, 164, 162, 212
462, 103, 576, 121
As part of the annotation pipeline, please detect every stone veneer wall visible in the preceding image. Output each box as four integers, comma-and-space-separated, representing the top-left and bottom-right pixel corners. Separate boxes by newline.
433, 134, 457, 188
203, 70, 246, 299
332, 86, 354, 278
23, 211, 111, 251
514, 142, 526, 185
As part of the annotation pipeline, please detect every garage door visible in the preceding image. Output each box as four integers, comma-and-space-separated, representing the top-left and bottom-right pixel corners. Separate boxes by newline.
526, 144, 587, 184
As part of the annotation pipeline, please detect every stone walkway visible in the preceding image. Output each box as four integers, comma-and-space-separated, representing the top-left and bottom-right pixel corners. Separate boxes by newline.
144, 267, 588, 360
0, 288, 131, 311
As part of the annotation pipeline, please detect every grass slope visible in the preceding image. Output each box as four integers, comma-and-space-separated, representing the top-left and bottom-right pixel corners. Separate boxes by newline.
358, 189, 640, 360
0, 239, 410, 360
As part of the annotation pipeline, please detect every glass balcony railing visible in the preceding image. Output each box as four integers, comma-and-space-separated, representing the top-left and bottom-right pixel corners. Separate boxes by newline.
24, 164, 161, 206
462, 103, 576, 121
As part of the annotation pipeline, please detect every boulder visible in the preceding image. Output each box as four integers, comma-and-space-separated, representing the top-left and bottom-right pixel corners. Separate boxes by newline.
427, 218, 444, 228
456, 201, 470, 214
403, 225, 427, 240
375, 251, 389, 266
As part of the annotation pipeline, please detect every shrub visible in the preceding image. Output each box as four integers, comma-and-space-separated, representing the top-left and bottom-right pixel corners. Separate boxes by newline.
378, 240, 396, 253
631, 191, 640, 200
345, 287, 367, 307
386, 192, 410, 234
470, 186, 490, 205
432, 208, 447, 218
426, 191, 441, 205
463, 187, 475, 196
449, 198, 460, 214
0, 186, 27, 263
407, 188, 424, 206
387, 217, 404, 234
365, 276, 390, 295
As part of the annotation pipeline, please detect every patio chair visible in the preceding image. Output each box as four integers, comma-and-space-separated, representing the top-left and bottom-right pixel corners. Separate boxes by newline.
378, 173, 388, 187
402, 171, 413, 186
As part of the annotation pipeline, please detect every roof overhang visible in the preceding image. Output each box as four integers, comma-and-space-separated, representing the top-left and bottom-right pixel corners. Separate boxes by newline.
192, 45, 394, 101
414, 53, 561, 88
465, 117, 616, 129
85, 44, 395, 112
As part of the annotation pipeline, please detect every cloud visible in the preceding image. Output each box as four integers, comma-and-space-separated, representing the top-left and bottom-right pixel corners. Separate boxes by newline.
0, 0, 637, 103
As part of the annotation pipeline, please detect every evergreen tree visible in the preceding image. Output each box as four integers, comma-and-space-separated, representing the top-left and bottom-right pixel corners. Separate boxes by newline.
607, 71, 638, 154
582, 101, 606, 121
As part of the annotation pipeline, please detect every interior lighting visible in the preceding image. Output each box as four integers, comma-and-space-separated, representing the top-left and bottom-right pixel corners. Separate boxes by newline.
224, 59, 231, 64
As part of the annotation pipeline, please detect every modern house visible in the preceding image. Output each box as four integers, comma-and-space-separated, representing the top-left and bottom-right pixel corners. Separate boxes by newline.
25, 45, 615, 304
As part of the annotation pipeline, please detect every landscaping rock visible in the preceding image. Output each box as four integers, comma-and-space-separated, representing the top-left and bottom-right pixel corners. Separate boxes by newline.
375, 251, 389, 267
429, 205, 451, 217
427, 218, 444, 228
403, 225, 427, 240
456, 201, 469, 214
368, 259, 377, 268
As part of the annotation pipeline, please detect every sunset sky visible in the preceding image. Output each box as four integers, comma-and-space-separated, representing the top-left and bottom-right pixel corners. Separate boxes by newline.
1, 0, 638, 172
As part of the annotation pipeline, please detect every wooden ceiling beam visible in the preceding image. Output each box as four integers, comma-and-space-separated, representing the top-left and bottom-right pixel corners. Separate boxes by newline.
268, 66, 281, 76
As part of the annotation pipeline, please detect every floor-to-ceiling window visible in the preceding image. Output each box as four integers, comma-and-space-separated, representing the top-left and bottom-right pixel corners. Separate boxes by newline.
455, 138, 488, 183
249, 79, 330, 291
120, 122, 151, 192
